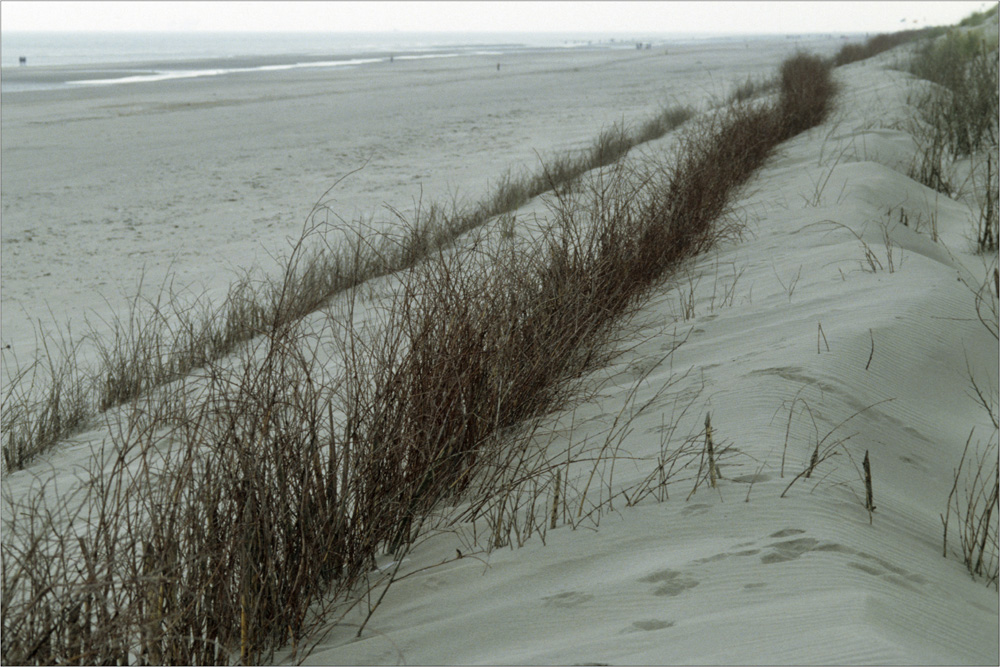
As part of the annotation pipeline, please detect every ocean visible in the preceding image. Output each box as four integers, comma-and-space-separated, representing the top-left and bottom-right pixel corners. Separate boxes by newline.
0, 30, 701, 92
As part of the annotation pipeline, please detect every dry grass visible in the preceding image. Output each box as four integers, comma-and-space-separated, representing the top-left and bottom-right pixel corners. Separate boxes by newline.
2, 52, 836, 664
904, 28, 999, 253
832, 27, 944, 67
943, 432, 999, 588
942, 254, 1000, 588
1, 104, 696, 477
1, 327, 89, 472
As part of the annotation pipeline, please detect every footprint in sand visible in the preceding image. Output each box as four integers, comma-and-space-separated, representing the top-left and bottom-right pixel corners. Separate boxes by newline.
848, 551, 927, 590
640, 569, 700, 596
760, 537, 819, 563
624, 619, 675, 633
681, 502, 713, 516
731, 472, 772, 484
542, 591, 593, 608
769, 528, 806, 538
693, 547, 762, 565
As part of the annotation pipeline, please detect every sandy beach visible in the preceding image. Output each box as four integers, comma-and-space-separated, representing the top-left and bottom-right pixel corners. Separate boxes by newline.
1, 36, 841, 371
3, 26, 997, 665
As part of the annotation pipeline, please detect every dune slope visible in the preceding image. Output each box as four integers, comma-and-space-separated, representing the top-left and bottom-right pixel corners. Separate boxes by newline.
294, 56, 999, 667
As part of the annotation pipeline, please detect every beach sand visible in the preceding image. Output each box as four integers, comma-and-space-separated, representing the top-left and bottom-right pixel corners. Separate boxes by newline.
2, 34, 997, 665
1, 36, 841, 371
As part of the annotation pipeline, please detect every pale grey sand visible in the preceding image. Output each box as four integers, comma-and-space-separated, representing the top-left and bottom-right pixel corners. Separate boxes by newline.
1, 36, 841, 369
3, 35, 997, 666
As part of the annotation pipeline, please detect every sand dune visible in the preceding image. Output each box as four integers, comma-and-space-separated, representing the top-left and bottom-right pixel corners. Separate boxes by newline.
1, 34, 996, 665
287, 52, 999, 666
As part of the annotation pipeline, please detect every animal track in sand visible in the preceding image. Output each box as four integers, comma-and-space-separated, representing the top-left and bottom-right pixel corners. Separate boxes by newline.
634, 528, 926, 605
692, 547, 761, 565
756, 534, 927, 590
848, 551, 927, 590
748, 366, 839, 395
761, 537, 821, 563
730, 472, 772, 484
542, 591, 594, 608
625, 619, 675, 633
421, 575, 450, 591
769, 528, 806, 538
640, 569, 700, 597
681, 502, 713, 516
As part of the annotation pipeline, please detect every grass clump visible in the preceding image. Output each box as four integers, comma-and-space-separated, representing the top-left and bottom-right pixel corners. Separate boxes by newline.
1, 332, 89, 472
943, 432, 999, 588
832, 27, 944, 67
958, 3, 999, 29
903, 25, 999, 251
727, 74, 778, 105
908, 30, 998, 158
778, 53, 838, 134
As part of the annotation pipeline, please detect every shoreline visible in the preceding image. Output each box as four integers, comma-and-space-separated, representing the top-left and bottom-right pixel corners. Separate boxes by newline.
1, 48, 544, 92
0, 32, 850, 93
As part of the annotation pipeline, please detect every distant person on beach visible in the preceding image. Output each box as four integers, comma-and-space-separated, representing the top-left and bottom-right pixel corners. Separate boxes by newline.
497, 63, 500, 71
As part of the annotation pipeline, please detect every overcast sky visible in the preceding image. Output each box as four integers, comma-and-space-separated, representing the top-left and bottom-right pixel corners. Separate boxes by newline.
1, 1, 992, 35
